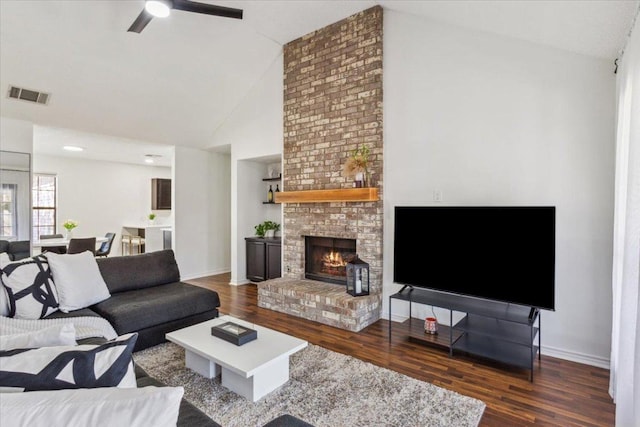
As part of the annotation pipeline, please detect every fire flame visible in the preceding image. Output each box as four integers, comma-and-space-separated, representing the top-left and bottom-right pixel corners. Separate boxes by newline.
322, 250, 346, 268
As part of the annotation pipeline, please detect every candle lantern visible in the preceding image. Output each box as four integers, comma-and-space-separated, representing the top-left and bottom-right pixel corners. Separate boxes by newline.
346, 254, 370, 296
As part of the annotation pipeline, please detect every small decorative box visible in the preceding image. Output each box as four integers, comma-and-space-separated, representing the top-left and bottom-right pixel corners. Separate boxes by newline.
211, 321, 257, 346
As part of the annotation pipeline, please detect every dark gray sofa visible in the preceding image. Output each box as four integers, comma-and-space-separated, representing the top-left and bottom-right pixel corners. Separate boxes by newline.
47, 249, 220, 352
47, 249, 222, 425
0, 240, 30, 261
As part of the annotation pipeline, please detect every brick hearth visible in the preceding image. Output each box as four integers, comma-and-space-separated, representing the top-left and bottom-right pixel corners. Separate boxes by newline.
257, 278, 382, 332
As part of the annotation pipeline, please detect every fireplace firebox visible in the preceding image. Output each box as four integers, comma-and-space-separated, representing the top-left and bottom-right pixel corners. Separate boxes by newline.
305, 236, 357, 285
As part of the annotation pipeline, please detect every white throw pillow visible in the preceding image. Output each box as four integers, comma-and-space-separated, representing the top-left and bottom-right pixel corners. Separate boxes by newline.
0, 333, 137, 392
45, 251, 111, 312
0, 251, 11, 268
0, 286, 9, 317
0, 323, 76, 351
0, 386, 184, 427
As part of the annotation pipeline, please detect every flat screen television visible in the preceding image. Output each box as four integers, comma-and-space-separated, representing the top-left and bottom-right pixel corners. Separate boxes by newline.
393, 206, 556, 311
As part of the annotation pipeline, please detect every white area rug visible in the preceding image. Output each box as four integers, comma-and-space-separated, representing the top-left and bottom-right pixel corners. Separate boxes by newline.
134, 342, 486, 427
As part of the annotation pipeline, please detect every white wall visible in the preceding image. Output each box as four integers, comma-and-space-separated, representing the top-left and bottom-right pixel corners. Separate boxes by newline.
173, 146, 231, 280
383, 11, 615, 367
0, 117, 33, 154
33, 154, 171, 256
211, 53, 284, 285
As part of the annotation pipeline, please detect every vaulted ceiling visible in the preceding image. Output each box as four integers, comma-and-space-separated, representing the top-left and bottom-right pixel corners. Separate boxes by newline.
1, 0, 637, 161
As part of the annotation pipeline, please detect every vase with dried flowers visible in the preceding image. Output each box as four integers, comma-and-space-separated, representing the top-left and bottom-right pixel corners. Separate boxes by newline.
343, 144, 371, 188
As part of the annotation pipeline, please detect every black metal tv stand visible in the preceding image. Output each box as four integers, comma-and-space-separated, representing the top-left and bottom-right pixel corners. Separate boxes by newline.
389, 288, 541, 381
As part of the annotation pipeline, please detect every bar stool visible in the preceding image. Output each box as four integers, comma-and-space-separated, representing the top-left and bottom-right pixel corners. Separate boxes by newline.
122, 235, 145, 255
130, 236, 145, 254
121, 235, 132, 255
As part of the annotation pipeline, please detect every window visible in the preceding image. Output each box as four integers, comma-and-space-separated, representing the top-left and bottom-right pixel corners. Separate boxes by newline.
32, 174, 57, 241
1, 184, 18, 238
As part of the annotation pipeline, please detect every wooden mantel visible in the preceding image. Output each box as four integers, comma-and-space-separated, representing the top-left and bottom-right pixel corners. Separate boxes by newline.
274, 187, 379, 204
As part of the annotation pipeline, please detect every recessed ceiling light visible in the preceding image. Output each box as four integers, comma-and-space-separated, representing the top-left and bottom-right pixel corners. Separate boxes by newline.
144, 154, 162, 164
63, 145, 84, 152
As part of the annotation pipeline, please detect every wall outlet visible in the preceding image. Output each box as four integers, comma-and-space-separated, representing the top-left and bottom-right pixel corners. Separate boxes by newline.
433, 189, 443, 202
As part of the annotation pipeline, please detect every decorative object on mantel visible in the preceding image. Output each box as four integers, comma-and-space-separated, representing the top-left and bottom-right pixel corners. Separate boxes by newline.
343, 144, 371, 188
254, 220, 280, 238
346, 254, 370, 296
63, 219, 78, 239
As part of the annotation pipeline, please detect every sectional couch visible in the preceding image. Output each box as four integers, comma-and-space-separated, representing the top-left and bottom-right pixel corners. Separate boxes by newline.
47, 248, 221, 351
1, 246, 313, 426
1, 247, 221, 425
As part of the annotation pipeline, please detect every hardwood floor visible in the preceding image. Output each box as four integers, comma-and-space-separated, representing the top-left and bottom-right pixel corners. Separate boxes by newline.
187, 273, 615, 426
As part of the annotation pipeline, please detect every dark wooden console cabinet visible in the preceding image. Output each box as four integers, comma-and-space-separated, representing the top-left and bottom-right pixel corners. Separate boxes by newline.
245, 237, 281, 282
389, 287, 541, 381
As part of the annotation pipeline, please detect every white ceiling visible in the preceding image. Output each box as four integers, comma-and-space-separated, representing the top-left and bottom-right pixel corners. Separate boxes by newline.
1, 0, 638, 165
33, 125, 175, 167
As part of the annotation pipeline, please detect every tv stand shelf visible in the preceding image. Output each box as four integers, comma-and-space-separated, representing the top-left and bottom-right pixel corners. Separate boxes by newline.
389, 288, 541, 381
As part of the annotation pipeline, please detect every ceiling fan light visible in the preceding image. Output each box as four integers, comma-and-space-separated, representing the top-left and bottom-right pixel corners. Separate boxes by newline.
145, 0, 171, 18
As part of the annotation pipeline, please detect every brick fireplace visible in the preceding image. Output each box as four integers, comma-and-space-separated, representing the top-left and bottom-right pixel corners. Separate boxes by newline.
257, 6, 383, 332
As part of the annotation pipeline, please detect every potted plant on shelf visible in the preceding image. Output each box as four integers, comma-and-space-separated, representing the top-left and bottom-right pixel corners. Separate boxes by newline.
254, 222, 266, 238
263, 220, 280, 238
255, 220, 280, 238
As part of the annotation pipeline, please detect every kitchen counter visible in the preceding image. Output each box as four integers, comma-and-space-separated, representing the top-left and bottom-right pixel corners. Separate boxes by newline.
122, 225, 173, 254
123, 224, 169, 229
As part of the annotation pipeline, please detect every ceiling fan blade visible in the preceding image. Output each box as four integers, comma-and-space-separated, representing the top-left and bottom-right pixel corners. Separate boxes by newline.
128, 9, 154, 33
172, 0, 243, 19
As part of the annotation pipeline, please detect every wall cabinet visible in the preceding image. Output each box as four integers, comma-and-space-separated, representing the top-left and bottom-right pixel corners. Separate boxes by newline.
245, 237, 281, 282
152, 178, 171, 210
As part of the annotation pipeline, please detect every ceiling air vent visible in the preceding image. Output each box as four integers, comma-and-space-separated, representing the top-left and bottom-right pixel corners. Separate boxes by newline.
7, 85, 50, 105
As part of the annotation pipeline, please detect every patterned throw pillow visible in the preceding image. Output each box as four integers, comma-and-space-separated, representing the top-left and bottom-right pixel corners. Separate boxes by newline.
0, 333, 138, 392
0, 255, 59, 319
0, 252, 14, 316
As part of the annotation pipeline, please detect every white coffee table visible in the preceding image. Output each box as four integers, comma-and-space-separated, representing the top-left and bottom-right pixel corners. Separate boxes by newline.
165, 315, 308, 402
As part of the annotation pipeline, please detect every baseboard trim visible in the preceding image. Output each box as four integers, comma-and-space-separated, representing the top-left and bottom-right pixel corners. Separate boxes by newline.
541, 345, 610, 370
182, 268, 230, 281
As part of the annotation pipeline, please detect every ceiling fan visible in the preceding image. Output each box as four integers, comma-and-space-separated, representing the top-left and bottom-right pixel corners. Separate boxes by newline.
128, 0, 243, 34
